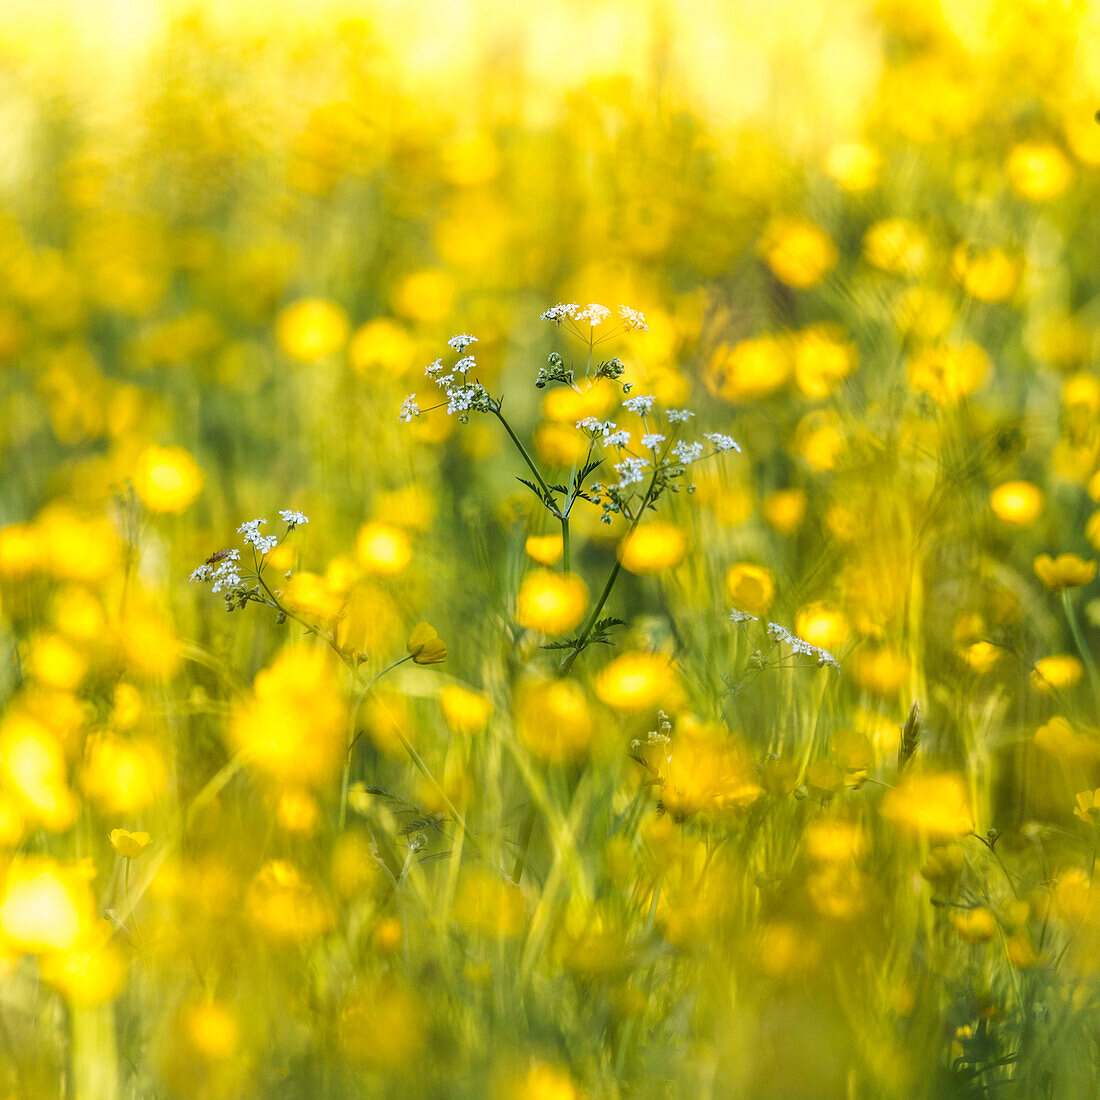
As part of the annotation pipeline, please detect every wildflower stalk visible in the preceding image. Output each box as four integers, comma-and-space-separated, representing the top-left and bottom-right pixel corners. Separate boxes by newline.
491, 407, 561, 517
1062, 590, 1100, 712
558, 472, 657, 675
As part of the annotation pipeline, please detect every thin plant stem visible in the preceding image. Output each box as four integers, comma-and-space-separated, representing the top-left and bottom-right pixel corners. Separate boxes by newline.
1062, 589, 1100, 713
491, 407, 559, 515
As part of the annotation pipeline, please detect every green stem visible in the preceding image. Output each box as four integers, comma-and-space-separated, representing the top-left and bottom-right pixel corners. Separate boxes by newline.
1063, 589, 1100, 714
492, 407, 560, 515
560, 515, 571, 573
558, 474, 657, 675
511, 804, 537, 884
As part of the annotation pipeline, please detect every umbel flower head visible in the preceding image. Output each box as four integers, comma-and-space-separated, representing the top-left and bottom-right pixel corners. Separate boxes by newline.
1034, 552, 1097, 591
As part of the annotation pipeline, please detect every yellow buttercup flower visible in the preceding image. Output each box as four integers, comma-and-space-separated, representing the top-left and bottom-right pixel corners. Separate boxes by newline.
516, 570, 588, 635
1074, 789, 1100, 824
595, 652, 677, 711
881, 773, 974, 839
109, 828, 151, 859
990, 481, 1044, 526
953, 907, 997, 944
725, 562, 775, 616
439, 685, 492, 734
355, 522, 411, 576
1006, 142, 1072, 201
132, 445, 203, 513
758, 217, 837, 288
524, 534, 564, 566
1033, 553, 1096, 592
1031, 657, 1084, 695
275, 298, 350, 362
617, 522, 687, 575
908, 343, 990, 406
406, 622, 447, 665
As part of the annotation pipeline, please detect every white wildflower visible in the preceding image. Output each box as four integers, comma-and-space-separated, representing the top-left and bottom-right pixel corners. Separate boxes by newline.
447, 333, 477, 352
672, 440, 704, 464
576, 303, 610, 326
542, 303, 579, 323
604, 430, 631, 448
666, 408, 695, 423
729, 609, 758, 623
238, 518, 278, 555
623, 394, 656, 415
279, 509, 309, 528
704, 432, 741, 454
398, 394, 421, 423
641, 433, 666, 450
424, 358, 445, 377
618, 305, 648, 331
766, 622, 841, 673
454, 355, 476, 374
614, 455, 649, 488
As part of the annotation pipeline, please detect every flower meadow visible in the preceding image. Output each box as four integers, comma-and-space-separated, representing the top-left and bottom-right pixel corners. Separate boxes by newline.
3, 1, 1100, 1096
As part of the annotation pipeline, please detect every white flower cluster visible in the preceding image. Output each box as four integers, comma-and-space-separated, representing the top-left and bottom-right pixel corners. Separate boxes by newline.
190, 549, 242, 593
671, 440, 703, 464
278, 509, 309, 528
766, 622, 841, 673
623, 394, 656, 416
704, 433, 741, 453
614, 455, 650, 488
540, 301, 648, 332
238, 518, 278, 554
411, 336, 495, 423
640, 433, 666, 450
666, 408, 695, 424
729, 611, 840, 672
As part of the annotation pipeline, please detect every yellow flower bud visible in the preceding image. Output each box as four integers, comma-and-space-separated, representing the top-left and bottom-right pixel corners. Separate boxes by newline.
406, 623, 446, 665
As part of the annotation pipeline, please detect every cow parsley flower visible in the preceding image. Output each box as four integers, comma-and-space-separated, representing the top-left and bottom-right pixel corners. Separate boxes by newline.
623, 394, 656, 416
447, 333, 477, 352
666, 408, 695, 423
615, 456, 649, 488
618, 305, 648, 331
399, 395, 421, 422
704, 433, 741, 453
542, 303, 580, 323
279, 510, 309, 528
576, 303, 611, 326
672, 440, 704, 464
424, 358, 445, 377
641, 433, 666, 450
766, 621, 840, 673
238, 518, 278, 554
190, 549, 243, 594
604, 430, 631, 448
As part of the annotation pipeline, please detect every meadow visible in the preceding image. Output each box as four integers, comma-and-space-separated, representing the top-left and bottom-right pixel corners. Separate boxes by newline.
1, 1, 1100, 1096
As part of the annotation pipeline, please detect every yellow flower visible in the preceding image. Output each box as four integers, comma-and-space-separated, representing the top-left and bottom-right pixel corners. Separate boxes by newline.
108, 828, 151, 859
406, 622, 447, 665
1074, 789, 1100, 824
617, 522, 687, 575
725, 562, 775, 616
516, 570, 588, 635
953, 907, 997, 944
921, 843, 965, 886
762, 489, 807, 535
515, 679, 594, 762
794, 603, 850, 650
0, 859, 93, 953
881, 773, 974, 839
952, 245, 1019, 303
758, 217, 837, 288
990, 481, 1044, 526
231, 647, 348, 786
823, 141, 879, 192
355, 522, 411, 576
1006, 142, 1072, 201
132, 445, 203, 513
595, 652, 676, 711
275, 298, 350, 362
863, 218, 928, 276
439, 685, 492, 734
705, 336, 789, 403
524, 533, 563, 566
791, 325, 857, 399
1033, 715, 1098, 758
908, 343, 990, 406
347, 317, 415, 376
1033, 553, 1097, 592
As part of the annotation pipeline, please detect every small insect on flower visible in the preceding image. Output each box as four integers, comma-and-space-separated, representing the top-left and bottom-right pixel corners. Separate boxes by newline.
205, 548, 235, 565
